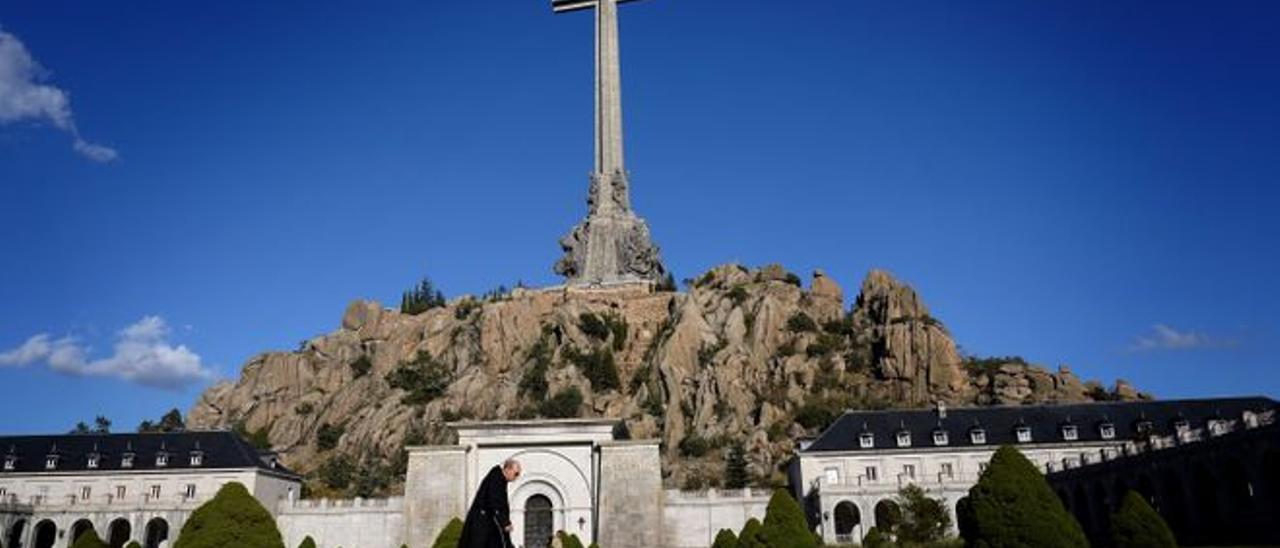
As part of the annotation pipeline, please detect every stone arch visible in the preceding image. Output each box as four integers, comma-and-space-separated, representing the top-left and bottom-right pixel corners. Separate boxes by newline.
5, 519, 26, 548
874, 499, 901, 532
107, 518, 132, 548
32, 520, 56, 548
71, 519, 97, 545
144, 517, 169, 548
833, 500, 860, 542
512, 478, 568, 548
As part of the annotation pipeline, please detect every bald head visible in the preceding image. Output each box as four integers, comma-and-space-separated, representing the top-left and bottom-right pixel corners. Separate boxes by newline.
502, 458, 522, 481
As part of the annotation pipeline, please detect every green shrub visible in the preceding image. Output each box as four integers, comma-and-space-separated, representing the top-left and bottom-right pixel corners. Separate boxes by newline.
454, 298, 481, 320
794, 400, 840, 431
556, 531, 586, 548
711, 528, 739, 548
958, 445, 1087, 548
294, 402, 314, 415
297, 537, 317, 548
564, 346, 621, 392
727, 285, 750, 307
386, 351, 452, 405
125, 543, 142, 548
519, 337, 553, 400
760, 490, 818, 548
861, 527, 892, 548
738, 518, 765, 548
316, 423, 344, 451
318, 455, 355, 489
431, 517, 463, 548
1110, 491, 1176, 548
896, 484, 952, 544
679, 435, 710, 457
174, 482, 285, 548
349, 355, 373, 378
540, 387, 584, 418
784, 272, 802, 287
70, 529, 107, 548
786, 312, 817, 333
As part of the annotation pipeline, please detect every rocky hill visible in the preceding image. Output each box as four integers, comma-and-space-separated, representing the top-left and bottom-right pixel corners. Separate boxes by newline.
187, 264, 1144, 493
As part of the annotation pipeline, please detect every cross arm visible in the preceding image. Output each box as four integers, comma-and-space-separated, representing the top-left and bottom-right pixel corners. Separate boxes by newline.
552, 0, 646, 14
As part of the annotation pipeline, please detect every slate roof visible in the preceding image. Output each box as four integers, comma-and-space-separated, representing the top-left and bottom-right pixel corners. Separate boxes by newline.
0, 430, 298, 477
803, 397, 1278, 453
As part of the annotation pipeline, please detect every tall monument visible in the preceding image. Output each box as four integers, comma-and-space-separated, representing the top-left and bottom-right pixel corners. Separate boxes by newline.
552, 0, 667, 286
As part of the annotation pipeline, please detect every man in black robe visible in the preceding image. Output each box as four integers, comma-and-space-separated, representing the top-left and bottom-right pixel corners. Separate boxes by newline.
458, 458, 522, 548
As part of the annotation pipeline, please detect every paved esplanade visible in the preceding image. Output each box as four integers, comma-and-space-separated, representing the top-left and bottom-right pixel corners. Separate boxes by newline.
552, 0, 667, 286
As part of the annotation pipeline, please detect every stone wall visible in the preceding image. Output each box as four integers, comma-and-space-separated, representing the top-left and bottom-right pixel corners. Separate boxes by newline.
277, 497, 404, 548
661, 489, 771, 548
597, 441, 663, 548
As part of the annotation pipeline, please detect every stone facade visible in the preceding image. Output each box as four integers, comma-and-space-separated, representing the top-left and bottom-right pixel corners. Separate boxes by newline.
597, 442, 663, 548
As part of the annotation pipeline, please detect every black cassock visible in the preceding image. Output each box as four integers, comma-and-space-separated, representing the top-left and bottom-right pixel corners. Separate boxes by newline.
458, 465, 513, 548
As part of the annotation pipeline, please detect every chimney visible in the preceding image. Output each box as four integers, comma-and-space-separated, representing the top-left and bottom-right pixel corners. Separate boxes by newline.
936, 400, 948, 419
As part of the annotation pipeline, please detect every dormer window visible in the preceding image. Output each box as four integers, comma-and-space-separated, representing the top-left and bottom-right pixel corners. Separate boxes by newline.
896, 431, 912, 448
1134, 420, 1154, 435
1015, 426, 1032, 443
87, 454, 100, 469
156, 452, 169, 467
45, 455, 59, 470
1243, 411, 1259, 428
970, 428, 987, 445
190, 451, 204, 466
1208, 419, 1228, 437
3, 456, 15, 471
1061, 424, 1078, 441
1173, 419, 1189, 434
121, 454, 135, 468
859, 433, 875, 449
932, 430, 949, 446
1099, 423, 1116, 440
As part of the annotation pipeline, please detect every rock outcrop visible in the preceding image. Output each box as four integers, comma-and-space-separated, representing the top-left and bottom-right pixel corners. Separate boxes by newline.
188, 265, 1144, 493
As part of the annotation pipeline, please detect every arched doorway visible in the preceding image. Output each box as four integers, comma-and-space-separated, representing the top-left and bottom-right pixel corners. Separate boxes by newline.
6, 520, 26, 548
143, 518, 169, 548
71, 520, 96, 545
874, 499, 901, 534
32, 521, 56, 548
523, 494, 554, 548
108, 518, 131, 548
833, 501, 860, 544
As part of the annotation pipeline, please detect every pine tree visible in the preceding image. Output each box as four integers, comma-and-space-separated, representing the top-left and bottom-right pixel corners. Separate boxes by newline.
725, 443, 750, 489
760, 490, 818, 548
1110, 491, 1177, 548
958, 445, 1088, 548
431, 518, 463, 548
174, 482, 285, 548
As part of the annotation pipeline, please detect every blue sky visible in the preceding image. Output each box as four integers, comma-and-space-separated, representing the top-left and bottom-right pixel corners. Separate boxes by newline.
1, 1, 1277, 434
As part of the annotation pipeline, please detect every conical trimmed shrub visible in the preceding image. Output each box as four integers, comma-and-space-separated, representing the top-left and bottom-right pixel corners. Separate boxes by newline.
70, 530, 108, 548
431, 518, 463, 548
959, 445, 1087, 548
738, 518, 765, 548
125, 542, 143, 548
760, 490, 818, 548
1110, 491, 1177, 548
298, 536, 317, 548
711, 528, 739, 548
174, 482, 285, 548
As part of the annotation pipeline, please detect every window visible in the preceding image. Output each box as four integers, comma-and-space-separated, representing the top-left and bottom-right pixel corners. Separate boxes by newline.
824, 468, 840, 485
0, 487, 8, 499
44, 456, 57, 470
184, 484, 197, 498
1015, 426, 1032, 443
156, 453, 169, 467
1099, 423, 1116, 440
970, 428, 987, 445
116, 486, 126, 500
902, 464, 916, 478
1173, 419, 1189, 434
932, 430, 949, 446
149, 485, 161, 499
1243, 411, 1259, 428
80, 486, 91, 501
896, 431, 912, 448
1061, 424, 1078, 441
940, 462, 954, 479
190, 452, 204, 466
87, 454, 99, 469
1208, 420, 1228, 437
121, 454, 134, 468
859, 432, 874, 449
3, 456, 14, 470
865, 466, 878, 481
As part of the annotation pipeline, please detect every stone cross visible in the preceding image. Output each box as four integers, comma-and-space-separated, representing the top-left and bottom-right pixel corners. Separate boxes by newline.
552, 0, 667, 286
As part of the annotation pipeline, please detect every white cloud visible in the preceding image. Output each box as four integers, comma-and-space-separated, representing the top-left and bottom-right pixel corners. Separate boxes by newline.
0, 316, 215, 390
0, 26, 117, 162
1129, 324, 1237, 352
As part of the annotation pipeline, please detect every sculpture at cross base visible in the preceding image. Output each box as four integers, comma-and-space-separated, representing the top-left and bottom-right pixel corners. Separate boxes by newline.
551, 0, 668, 286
